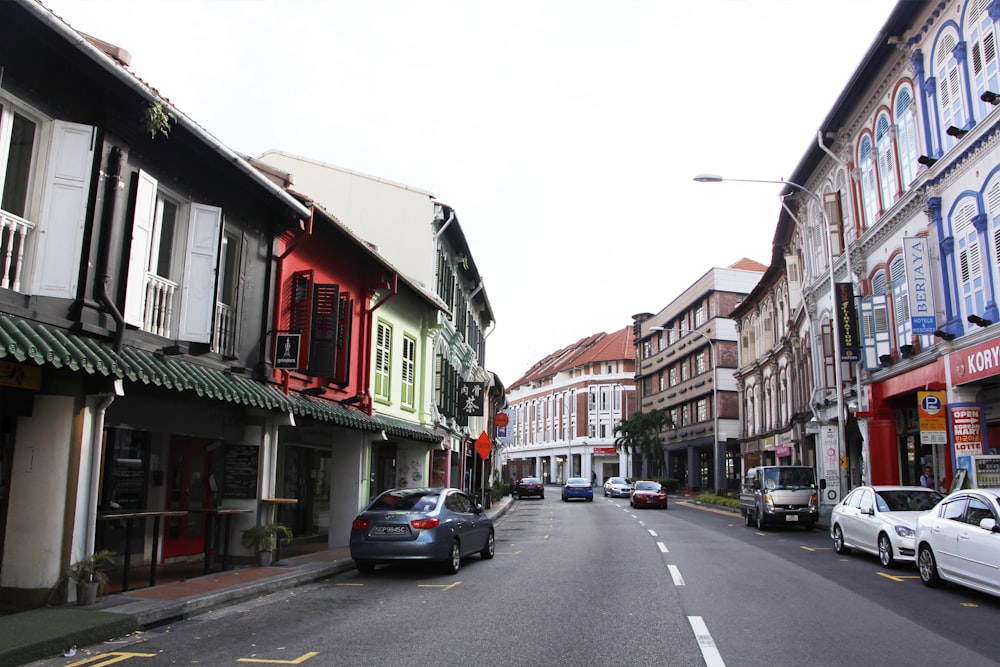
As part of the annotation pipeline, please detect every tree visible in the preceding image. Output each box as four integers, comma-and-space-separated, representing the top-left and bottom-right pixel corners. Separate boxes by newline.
614, 410, 673, 478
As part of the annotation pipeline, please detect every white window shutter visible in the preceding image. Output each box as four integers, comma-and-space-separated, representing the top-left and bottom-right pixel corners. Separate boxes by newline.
31, 121, 95, 297
123, 170, 157, 327
177, 203, 221, 343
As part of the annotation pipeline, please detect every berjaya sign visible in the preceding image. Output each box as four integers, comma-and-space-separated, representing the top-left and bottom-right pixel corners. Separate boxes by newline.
903, 236, 937, 335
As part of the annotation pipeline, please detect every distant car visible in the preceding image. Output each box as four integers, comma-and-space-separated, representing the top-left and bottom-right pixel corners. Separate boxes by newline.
916, 488, 1000, 597
604, 476, 632, 498
515, 477, 544, 499
562, 477, 594, 502
830, 485, 943, 568
630, 480, 668, 509
349, 487, 494, 575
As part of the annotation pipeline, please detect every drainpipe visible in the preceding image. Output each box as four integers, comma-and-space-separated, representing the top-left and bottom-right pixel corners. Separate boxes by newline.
95, 146, 126, 351
85, 389, 119, 555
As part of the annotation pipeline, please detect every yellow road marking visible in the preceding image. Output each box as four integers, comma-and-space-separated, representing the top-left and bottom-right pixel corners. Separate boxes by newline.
65, 653, 157, 666
961, 602, 980, 607
801, 546, 833, 552
417, 581, 461, 590
237, 652, 319, 664
876, 572, 919, 582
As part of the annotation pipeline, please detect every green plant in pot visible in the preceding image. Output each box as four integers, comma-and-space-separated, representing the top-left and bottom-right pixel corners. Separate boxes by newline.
68, 549, 115, 605
241, 522, 292, 566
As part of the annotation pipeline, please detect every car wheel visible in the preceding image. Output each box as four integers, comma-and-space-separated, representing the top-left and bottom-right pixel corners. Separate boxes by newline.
878, 532, 896, 568
480, 530, 495, 560
918, 544, 942, 587
755, 505, 766, 530
540, 493, 544, 499
355, 560, 375, 574
587, 496, 593, 502
833, 524, 851, 554
443, 540, 461, 574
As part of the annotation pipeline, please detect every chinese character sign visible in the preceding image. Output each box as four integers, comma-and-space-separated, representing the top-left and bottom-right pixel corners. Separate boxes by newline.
459, 382, 484, 416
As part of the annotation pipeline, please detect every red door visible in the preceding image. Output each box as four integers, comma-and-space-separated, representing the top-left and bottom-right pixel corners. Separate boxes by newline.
162, 437, 213, 560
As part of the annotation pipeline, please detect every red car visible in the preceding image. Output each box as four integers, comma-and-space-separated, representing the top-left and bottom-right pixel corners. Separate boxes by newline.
515, 477, 544, 499
630, 480, 668, 509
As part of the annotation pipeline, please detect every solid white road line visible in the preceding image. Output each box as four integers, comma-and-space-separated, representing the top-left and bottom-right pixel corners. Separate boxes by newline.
667, 564, 685, 586
688, 616, 726, 667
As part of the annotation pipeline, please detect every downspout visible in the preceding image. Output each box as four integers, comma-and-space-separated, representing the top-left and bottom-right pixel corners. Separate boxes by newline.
85, 390, 117, 555
95, 146, 126, 351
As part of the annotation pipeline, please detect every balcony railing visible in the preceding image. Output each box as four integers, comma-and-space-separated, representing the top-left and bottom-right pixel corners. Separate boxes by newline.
213, 302, 237, 358
143, 273, 178, 337
0, 209, 34, 292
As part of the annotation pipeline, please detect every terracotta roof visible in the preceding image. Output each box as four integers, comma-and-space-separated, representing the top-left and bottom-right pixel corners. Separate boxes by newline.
508, 326, 633, 389
729, 257, 768, 272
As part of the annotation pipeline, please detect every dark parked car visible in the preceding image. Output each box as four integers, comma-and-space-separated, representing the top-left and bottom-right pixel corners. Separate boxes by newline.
630, 480, 668, 509
349, 487, 494, 575
562, 477, 594, 502
515, 476, 544, 499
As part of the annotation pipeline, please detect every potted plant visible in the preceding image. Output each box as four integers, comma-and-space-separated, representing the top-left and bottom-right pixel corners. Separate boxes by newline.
68, 549, 115, 605
240, 522, 293, 566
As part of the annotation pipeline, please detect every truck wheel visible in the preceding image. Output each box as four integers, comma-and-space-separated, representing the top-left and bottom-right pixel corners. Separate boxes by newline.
744, 510, 752, 526
755, 506, 766, 530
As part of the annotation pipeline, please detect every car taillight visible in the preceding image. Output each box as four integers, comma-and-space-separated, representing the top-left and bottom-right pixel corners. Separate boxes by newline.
352, 518, 370, 530
411, 517, 440, 530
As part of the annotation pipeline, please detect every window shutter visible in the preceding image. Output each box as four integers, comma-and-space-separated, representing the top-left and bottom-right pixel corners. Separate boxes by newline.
177, 203, 222, 343
374, 321, 391, 400
32, 120, 95, 297
123, 170, 157, 327
289, 271, 313, 371
309, 283, 340, 378
332, 293, 353, 385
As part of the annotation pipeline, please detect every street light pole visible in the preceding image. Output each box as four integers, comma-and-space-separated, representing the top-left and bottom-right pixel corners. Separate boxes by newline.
649, 326, 720, 491
693, 174, 848, 503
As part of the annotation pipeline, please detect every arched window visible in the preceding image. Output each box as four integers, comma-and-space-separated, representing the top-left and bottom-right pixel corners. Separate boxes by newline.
895, 86, 919, 188
936, 30, 968, 149
890, 255, 911, 349
985, 175, 1000, 297
967, 0, 1000, 121
954, 197, 985, 320
858, 135, 879, 224
876, 114, 897, 208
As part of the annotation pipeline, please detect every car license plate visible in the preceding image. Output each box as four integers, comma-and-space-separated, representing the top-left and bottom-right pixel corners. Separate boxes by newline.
785, 515, 798, 522
373, 525, 408, 535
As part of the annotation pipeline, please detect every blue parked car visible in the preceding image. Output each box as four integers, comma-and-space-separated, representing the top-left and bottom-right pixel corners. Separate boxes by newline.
350, 487, 494, 575
562, 477, 594, 502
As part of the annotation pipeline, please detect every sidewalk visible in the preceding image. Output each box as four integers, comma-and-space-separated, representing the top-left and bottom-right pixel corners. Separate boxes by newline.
0, 496, 514, 667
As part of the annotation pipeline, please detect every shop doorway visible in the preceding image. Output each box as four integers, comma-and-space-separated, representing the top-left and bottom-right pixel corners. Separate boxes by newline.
369, 442, 396, 501
163, 436, 217, 560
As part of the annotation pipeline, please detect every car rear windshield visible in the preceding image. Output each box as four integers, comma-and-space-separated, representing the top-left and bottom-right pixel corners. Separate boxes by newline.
521, 478, 541, 484
369, 490, 440, 511
568, 478, 588, 485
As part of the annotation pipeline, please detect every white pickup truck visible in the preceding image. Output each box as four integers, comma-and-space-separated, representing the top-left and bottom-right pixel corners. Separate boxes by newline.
740, 466, 821, 530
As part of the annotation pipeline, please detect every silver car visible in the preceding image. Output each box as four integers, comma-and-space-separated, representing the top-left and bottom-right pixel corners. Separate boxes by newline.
916, 488, 1000, 597
831, 485, 942, 568
604, 476, 632, 498
349, 487, 494, 575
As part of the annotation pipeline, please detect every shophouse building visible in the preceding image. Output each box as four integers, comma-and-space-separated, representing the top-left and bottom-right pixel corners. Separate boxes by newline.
632, 261, 766, 493
254, 151, 497, 496
504, 327, 635, 486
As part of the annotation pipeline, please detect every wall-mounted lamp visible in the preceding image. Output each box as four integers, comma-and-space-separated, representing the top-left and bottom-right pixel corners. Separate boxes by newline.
157, 344, 188, 356
934, 329, 956, 341
301, 386, 327, 397
379, 430, 389, 441
879, 354, 895, 367
900, 344, 915, 358
982, 91, 1000, 105
946, 125, 969, 138
917, 155, 938, 167
968, 314, 993, 327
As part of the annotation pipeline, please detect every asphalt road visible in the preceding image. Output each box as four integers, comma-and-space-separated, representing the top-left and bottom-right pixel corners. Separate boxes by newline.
31, 493, 1000, 666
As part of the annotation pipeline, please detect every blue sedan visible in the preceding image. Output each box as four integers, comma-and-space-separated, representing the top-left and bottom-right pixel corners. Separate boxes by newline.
350, 487, 494, 574
562, 477, 594, 502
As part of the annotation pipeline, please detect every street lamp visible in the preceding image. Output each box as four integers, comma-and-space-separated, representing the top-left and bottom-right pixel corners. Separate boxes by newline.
649, 326, 720, 491
693, 173, 848, 503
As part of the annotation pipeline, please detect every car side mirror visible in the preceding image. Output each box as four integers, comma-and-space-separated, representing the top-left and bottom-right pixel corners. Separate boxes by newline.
475, 504, 484, 513
980, 517, 998, 532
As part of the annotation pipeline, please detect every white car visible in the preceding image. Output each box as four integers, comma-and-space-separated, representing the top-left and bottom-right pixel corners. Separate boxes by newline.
603, 477, 632, 498
830, 485, 943, 568
915, 488, 1000, 597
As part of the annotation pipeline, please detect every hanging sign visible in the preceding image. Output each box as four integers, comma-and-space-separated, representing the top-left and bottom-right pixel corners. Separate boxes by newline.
903, 236, 937, 335
475, 431, 492, 460
459, 382, 485, 416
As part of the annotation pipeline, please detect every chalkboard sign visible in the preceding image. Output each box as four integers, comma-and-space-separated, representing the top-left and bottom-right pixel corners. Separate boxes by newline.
224, 445, 259, 499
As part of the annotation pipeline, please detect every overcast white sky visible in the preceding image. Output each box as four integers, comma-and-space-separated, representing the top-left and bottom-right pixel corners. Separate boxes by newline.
40, 0, 898, 384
